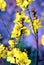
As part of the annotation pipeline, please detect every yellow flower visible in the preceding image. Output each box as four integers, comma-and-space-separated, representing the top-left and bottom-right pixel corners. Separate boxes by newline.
0, 0, 4, 3
7, 51, 15, 64
0, 44, 7, 59
7, 48, 20, 64
30, 19, 41, 33
16, 0, 23, 5
13, 24, 22, 31
14, 11, 21, 23
11, 29, 21, 40
11, 24, 22, 40
8, 40, 17, 48
16, 0, 33, 11
14, 11, 31, 24
11, 24, 30, 39
7, 48, 31, 65
41, 35, 44, 46
24, 16, 31, 23
1, 49, 7, 58
12, 11, 31, 40
7, 57, 15, 63
0, 44, 31, 65
0, 0, 6, 11
33, 19, 41, 33
22, 52, 31, 65
0, 44, 5, 51
21, 26, 30, 36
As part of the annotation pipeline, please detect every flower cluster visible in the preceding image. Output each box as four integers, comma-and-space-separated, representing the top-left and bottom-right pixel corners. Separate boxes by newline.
0, 0, 33, 64
14, 11, 31, 23
30, 8, 41, 33
30, 18, 41, 33
11, 11, 30, 40
0, 0, 6, 11
7, 48, 31, 65
16, 0, 33, 11
0, 43, 31, 65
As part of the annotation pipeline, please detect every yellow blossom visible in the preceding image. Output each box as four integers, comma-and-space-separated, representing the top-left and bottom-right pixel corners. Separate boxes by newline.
7, 51, 15, 64
7, 57, 15, 63
0, 0, 6, 11
12, 11, 30, 40
0, 44, 31, 65
0, 44, 5, 52
7, 48, 31, 65
16, 0, 33, 11
1, 49, 7, 58
41, 35, 44, 46
14, 11, 31, 24
0, 44, 7, 58
30, 19, 41, 33
21, 26, 30, 36
11, 24, 30, 40
8, 40, 17, 48
14, 12, 21, 23
11, 29, 21, 40
11, 24, 21, 40
13, 24, 22, 30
